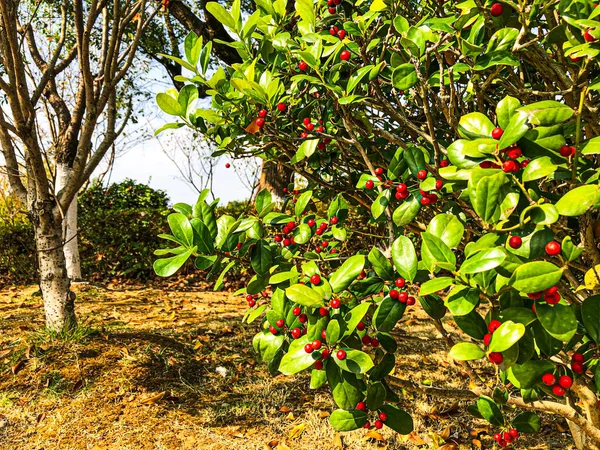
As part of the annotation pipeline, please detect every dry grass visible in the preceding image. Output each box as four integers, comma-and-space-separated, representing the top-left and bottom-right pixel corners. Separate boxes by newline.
0, 284, 575, 450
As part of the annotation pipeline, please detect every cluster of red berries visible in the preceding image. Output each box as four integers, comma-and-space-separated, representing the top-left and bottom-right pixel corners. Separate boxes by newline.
355, 401, 388, 429
493, 429, 519, 447
571, 352, 586, 374
389, 277, 416, 305
273, 221, 298, 247
484, 320, 504, 365
329, 25, 346, 39
479, 127, 531, 173
326, 0, 342, 15
250, 103, 288, 129
364, 168, 443, 206
245, 292, 266, 307
541, 371, 573, 397
528, 285, 561, 306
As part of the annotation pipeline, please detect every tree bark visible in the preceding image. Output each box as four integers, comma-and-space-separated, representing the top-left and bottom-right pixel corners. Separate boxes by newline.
56, 163, 82, 281
32, 203, 76, 332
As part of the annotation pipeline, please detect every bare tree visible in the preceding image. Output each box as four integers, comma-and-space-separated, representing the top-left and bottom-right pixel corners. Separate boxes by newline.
0, 0, 155, 331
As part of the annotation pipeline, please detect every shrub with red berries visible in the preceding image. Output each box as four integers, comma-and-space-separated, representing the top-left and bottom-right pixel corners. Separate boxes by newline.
153, 0, 600, 445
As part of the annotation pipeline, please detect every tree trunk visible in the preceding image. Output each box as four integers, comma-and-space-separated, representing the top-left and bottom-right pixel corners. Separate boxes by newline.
33, 207, 76, 332
56, 163, 82, 281
258, 161, 293, 203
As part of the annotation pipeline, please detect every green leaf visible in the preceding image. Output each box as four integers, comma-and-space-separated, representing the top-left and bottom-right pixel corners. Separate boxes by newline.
156, 93, 183, 116
168, 213, 194, 247
368, 247, 394, 280
293, 223, 312, 245
392, 196, 421, 226
474, 173, 505, 223
455, 311, 488, 339
326, 319, 342, 346
154, 247, 195, 277
422, 232, 456, 270
418, 295, 447, 319
295, 190, 313, 216
327, 362, 365, 410
555, 184, 600, 216
511, 360, 555, 389
536, 302, 578, 342
477, 396, 505, 426
279, 335, 317, 375
334, 349, 374, 373
498, 111, 529, 150
512, 412, 541, 433
366, 382, 386, 410
373, 297, 406, 331
446, 285, 479, 316
329, 255, 365, 293
509, 262, 563, 293
380, 405, 413, 434
488, 321, 526, 353
205, 1, 236, 30
255, 188, 272, 214
347, 65, 374, 94
522, 156, 558, 182
517, 101, 574, 126
371, 190, 391, 219
292, 139, 319, 164
427, 214, 464, 248
310, 367, 327, 389
285, 284, 324, 307
214, 260, 235, 290
449, 342, 486, 361
251, 240, 272, 275
458, 112, 495, 140
582, 295, 600, 343
190, 219, 215, 254
252, 330, 285, 361
370, 354, 395, 381
392, 236, 418, 281
459, 247, 506, 274
392, 64, 418, 90
419, 277, 454, 296
329, 409, 368, 431
343, 302, 371, 336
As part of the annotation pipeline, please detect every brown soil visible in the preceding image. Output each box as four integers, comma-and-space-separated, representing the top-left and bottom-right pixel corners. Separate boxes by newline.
0, 284, 574, 450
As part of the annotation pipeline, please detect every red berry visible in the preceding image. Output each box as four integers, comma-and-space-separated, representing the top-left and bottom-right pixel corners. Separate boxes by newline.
479, 161, 493, 169
389, 289, 399, 300
491, 126, 504, 139
528, 292, 542, 300
374, 420, 383, 429
283, 238, 291, 246
303, 117, 311, 126
560, 145, 575, 157
379, 412, 387, 421
483, 333, 493, 347
321, 330, 327, 340
553, 385, 566, 397
572, 353, 585, 363
420, 196, 431, 206
371, 338, 380, 347
545, 292, 560, 305
488, 352, 504, 364
494, 433, 502, 442
363, 421, 371, 429
356, 401, 366, 411
417, 169, 427, 180
406, 296, 416, 306
440, 159, 450, 167
507, 147, 522, 159
298, 61, 308, 71
310, 274, 321, 285
572, 362, 585, 373
365, 180, 375, 189
270, 325, 278, 334
395, 278, 405, 288
509, 429, 519, 439
340, 50, 351, 61
307, 219, 316, 227
330, 217, 339, 225
337, 29, 346, 39
330, 298, 340, 308
545, 240, 561, 256
225, 163, 231, 168
374, 167, 383, 176
490, 2, 504, 16
488, 320, 502, 333
277, 102, 287, 112
336, 349, 347, 360
312, 339, 322, 350
304, 343, 314, 353
498, 439, 507, 448
398, 291, 408, 303
276, 319, 284, 328
362, 335, 371, 345
314, 360, 324, 370
322, 240, 329, 248
396, 183, 407, 193
292, 307, 301, 316
508, 235, 522, 249
541, 373, 556, 386
503, 432, 514, 443
299, 314, 308, 323
435, 179, 443, 190
584, 29, 597, 42
559, 375, 573, 389
258, 109, 268, 118
356, 321, 366, 331
248, 299, 256, 307
503, 160, 518, 172
321, 349, 330, 359
319, 307, 329, 317
256, 118, 265, 127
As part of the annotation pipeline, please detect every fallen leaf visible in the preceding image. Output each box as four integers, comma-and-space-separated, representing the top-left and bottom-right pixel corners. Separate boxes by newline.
279, 406, 291, 412
36, 413, 46, 424
469, 427, 488, 437
365, 430, 386, 442
286, 412, 295, 421
318, 410, 330, 419
11, 360, 25, 375
441, 425, 452, 440
140, 391, 166, 404
439, 444, 457, 450
333, 432, 343, 449
0, 349, 11, 359
266, 439, 279, 448
557, 423, 568, 433
471, 439, 482, 449
276, 444, 291, 450
288, 423, 305, 439
408, 432, 426, 445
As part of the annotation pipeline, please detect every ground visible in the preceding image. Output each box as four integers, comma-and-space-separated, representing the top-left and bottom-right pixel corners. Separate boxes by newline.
0, 284, 575, 450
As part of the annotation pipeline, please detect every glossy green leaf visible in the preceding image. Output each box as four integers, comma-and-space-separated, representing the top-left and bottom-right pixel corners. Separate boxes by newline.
449, 342, 486, 361
488, 321, 525, 353
509, 262, 563, 293
392, 236, 418, 281
329, 255, 365, 293
329, 409, 368, 431
285, 283, 324, 307
536, 302, 577, 342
